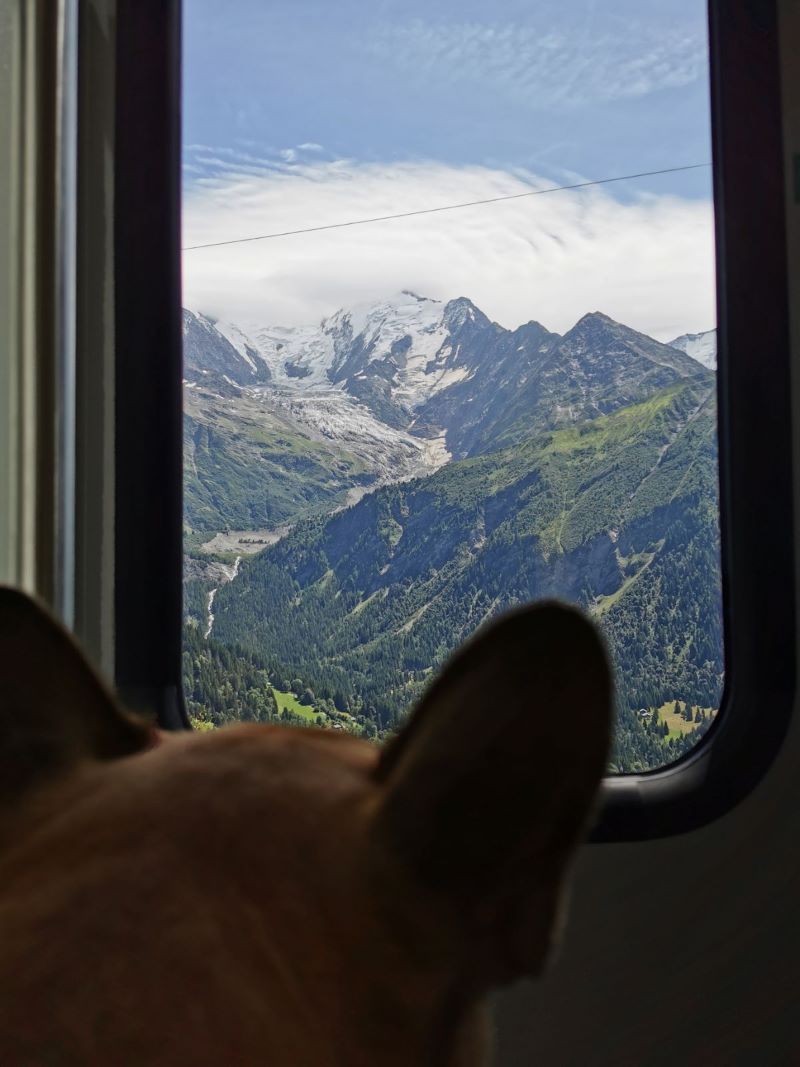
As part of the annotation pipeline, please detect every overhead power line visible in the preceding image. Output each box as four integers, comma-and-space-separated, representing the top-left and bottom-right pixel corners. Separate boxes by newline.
181, 162, 711, 252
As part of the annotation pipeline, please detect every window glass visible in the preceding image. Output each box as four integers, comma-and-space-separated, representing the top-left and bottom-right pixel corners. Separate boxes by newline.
181, 0, 720, 772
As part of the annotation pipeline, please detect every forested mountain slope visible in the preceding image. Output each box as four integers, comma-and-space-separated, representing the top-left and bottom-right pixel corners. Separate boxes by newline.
209, 378, 722, 770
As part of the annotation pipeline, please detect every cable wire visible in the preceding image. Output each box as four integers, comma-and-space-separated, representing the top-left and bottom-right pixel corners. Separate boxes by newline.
182, 162, 711, 252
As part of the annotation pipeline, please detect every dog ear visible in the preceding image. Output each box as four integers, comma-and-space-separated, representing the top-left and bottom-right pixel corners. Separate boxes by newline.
0, 587, 150, 803
372, 601, 611, 989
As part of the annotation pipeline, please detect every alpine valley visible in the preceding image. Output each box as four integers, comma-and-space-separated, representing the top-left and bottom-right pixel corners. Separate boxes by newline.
182, 291, 722, 771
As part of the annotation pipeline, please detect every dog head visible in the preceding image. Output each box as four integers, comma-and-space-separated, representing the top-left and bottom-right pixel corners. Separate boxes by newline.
0, 588, 611, 1066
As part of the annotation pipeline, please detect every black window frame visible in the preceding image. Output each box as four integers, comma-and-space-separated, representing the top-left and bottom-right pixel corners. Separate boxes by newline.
108, 0, 795, 838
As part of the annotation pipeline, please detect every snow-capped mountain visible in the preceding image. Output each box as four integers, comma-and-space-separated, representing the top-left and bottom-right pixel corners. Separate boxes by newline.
183, 309, 271, 386
209, 290, 493, 414
184, 295, 713, 462
668, 329, 717, 370
324, 291, 491, 400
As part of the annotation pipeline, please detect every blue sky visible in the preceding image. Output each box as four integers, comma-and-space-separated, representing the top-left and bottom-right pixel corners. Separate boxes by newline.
182, 0, 715, 338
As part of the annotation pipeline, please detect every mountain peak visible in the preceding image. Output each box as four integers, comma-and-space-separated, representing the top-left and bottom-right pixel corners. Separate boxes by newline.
443, 296, 490, 331
555, 310, 711, 391
559, 312, 629, 351
571, 311, 618, 331
183, 308, 272, 387
668, 328, 717, 370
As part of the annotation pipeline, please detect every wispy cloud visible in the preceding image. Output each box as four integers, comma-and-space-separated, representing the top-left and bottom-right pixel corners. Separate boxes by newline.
364, 18, 706, 109
182, 155, 715, 341
184, 143, 332, 175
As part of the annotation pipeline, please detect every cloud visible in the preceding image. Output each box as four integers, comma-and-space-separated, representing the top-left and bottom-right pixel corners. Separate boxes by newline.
364, 18, 707, 109
182, 156, 715, 341
184, 143, 332, 175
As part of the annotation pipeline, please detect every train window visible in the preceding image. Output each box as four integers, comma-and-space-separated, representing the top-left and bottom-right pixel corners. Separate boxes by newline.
0, 0, 19, 586
180, 0, 722, 774
110, 0, 793, 837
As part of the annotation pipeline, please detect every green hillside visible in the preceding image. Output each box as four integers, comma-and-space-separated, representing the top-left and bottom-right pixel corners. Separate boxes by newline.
209, 380, 722, 771
184, 387, 370, 533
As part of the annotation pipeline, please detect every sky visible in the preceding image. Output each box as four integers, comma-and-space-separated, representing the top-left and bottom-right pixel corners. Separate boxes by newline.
182, 0, 715, 341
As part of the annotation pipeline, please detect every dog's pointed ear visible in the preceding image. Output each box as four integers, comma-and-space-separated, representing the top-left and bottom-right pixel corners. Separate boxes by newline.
0, 587, 150, 803
372, 601, 611, 989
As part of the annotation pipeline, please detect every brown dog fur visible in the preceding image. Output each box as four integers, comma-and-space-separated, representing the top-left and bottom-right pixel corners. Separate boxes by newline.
0, 588, 611, 1065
